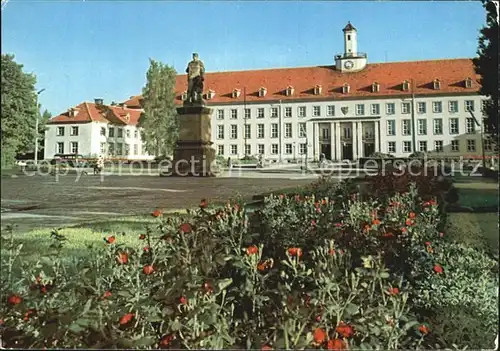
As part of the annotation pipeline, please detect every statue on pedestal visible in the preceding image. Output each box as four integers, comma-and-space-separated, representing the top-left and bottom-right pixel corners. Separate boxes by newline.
185, 53, 205, 105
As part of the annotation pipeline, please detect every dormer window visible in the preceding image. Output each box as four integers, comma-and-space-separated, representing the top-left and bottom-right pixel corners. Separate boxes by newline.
232, 89, 241, 98
402, 80, 410, 91
285, 86, 294, 96
465, 77, 473, 88
181, 91, 188, 101
314, 85, 322, 95
123, 113, 130, 123
342, 83, 350, 94
259, 87, 267, 97
433, 79, 441, 90
68, 108, 80, 117
206, 89, 216, 100
371, 82, 380, 93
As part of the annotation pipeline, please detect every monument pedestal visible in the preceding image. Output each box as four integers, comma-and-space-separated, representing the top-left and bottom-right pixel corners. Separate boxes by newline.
165, 104, 217, 177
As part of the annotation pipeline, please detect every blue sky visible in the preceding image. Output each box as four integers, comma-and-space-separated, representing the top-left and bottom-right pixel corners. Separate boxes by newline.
2, 0, 486, 115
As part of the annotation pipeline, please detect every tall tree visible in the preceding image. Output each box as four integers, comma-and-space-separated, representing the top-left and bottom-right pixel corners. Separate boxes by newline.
1, 54, 38, 167
473, 0, 499, 148
139, 59, 179, 157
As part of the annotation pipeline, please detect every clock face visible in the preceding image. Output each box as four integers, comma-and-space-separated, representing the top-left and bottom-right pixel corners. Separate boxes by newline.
344, 60, 354, 69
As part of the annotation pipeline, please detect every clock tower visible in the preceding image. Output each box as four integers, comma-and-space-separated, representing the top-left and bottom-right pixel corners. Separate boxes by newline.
335, 22, 368, 72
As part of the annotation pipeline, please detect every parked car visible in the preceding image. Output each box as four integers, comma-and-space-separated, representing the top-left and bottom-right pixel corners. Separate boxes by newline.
50, 154, 88, 167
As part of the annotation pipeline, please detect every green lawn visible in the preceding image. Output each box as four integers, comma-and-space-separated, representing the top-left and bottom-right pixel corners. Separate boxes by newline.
454, 180, 498, 209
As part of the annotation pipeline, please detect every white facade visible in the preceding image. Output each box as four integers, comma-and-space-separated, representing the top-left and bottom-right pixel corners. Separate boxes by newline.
44, 122, 153, 160
208, 94, 490, 161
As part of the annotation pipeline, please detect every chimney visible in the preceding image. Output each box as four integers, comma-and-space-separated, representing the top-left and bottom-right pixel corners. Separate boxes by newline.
94, 98, 104, 105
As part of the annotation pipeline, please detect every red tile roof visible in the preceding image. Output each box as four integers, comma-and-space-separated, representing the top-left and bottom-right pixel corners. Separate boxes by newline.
48, 102, 142, 126
122, 58, 480, 107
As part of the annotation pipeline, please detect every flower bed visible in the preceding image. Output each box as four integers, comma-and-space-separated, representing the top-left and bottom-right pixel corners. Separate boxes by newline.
1, 183, 498, 349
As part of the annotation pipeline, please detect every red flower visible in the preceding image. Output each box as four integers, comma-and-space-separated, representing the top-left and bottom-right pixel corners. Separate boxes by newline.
179, 223, 192, 233
433, 264, 443, 274
143, 247, 150, 252
234, 204, 240, 212
329, 248, 336, 256
288, 247, 302, 257
139, 234, 146, 240
40, 286, 48, 294
119, 312, 134, 325
103, 291, 112, 298
159, 334, 175, 347
316, 207, 322, 213
327, 339, 346, 350
179, 296, 188, 305
7, 294, 22, 305
405, 219, 413, 226
246, 245, 259, 256
372, 219, 381, 225
409, 212, 416, 219
425, 241, 431, 246
335, 223, 342, 227
261, 346, 273, 350
382, 232, 394, 238
313, 328, 327, 344
203, 282, 213, 294
143, 265, 154, 275
200, 198, 208, 208
401, 227, 407, 233
116, 252, 129, 264
105, 235, 116, 244
439, 232, 444, 237
23, 309, 36, 321
311, 220, 317, 228
418, 324, 430, 335
295, 194, 301, 202
316, 315, 322, 322
279, 194, 285, 199
388, 287, 400, 295
336, 322, 353, 338
152, 209, 163, 217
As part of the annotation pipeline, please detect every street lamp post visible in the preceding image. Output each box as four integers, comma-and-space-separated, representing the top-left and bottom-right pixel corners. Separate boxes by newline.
34, 88, 46, 165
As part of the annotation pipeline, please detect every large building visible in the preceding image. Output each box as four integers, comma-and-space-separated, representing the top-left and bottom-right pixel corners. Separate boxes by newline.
46, 22, 495, 161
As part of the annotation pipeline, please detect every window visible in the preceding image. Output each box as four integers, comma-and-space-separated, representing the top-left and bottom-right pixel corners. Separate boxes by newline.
434, 141, 443, 152
257, 108, 265, 119
245, 144, 251, 156
231, 109, 238, 119
109, 127, 115, 137
403, 141, 412, 153
100, 127, 106, 136
217, 145, 224, 156
484, 139, 492, 151
402, 120, 411, 136
100, 142, 106, 154
432, 101, 442, 113
449, 101, 459, 113
284, 123, 292, 138
370, 104, 380, 115
108, 143, 115, 155
313, 106, 321, 117
402, 80, 410, 91
433, 79, 441, 90
244, 125, 251, 139
217, 125, 224, 139
271, 124, 278, 138
401, 102, 411, 114
387, 120, 396, 136
124, 144, 130, 155
116, 143, 123, 155
387, 141, 396, 153
449, 118, 459, 134
433, 119, 443, 135
465, 77, 473, 88
483, 118, 490, 133
299, 143, 306, 155
298, 106, 306, 117
343, 126, 351, 139
56, 142, 64, 154
133, 144, 138, 155
417, 102, 426, 114
231, 145, 238, 155
355, 104, 365, 116
258, 144, 265, 155
257, 124, 265, 138
298, 123, 306, 137
117, 128, 123, 138
57, 127, 65, 136
466, 118, 475, 134
465, 100, 475, 112
321, 128, 330, 140
271, 144, 278, 155
284, 107, 292, 118
342, 84, 350, 94
285, 144, 292, 155
271, 107, 278, 118
244, 108, 251, 119
217, 109, 225, 120
70, 142, 78, 154
386, 103, 395, 115
327, 105, 335, 116
417, 119, 427, 135
230, 125, 238, 139
451, 140, 460, 152
467, 139, 476, 152
70, 126, 79, 136
134, 130, 138, 138
126, 129, 131, 138
419, 141, 427, 152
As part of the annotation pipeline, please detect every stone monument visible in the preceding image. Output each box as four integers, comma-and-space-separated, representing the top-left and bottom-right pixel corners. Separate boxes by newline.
167, 53, 217, 176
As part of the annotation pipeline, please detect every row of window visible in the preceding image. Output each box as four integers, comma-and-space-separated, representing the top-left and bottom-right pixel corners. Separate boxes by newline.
55, 142, 142, 156
217, 143, 307, 157
215, 100, 481, 119
55, 126, 139, 138
216, 123, 307, 139
388, 117, 480, 136
56, 142, 79, 154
